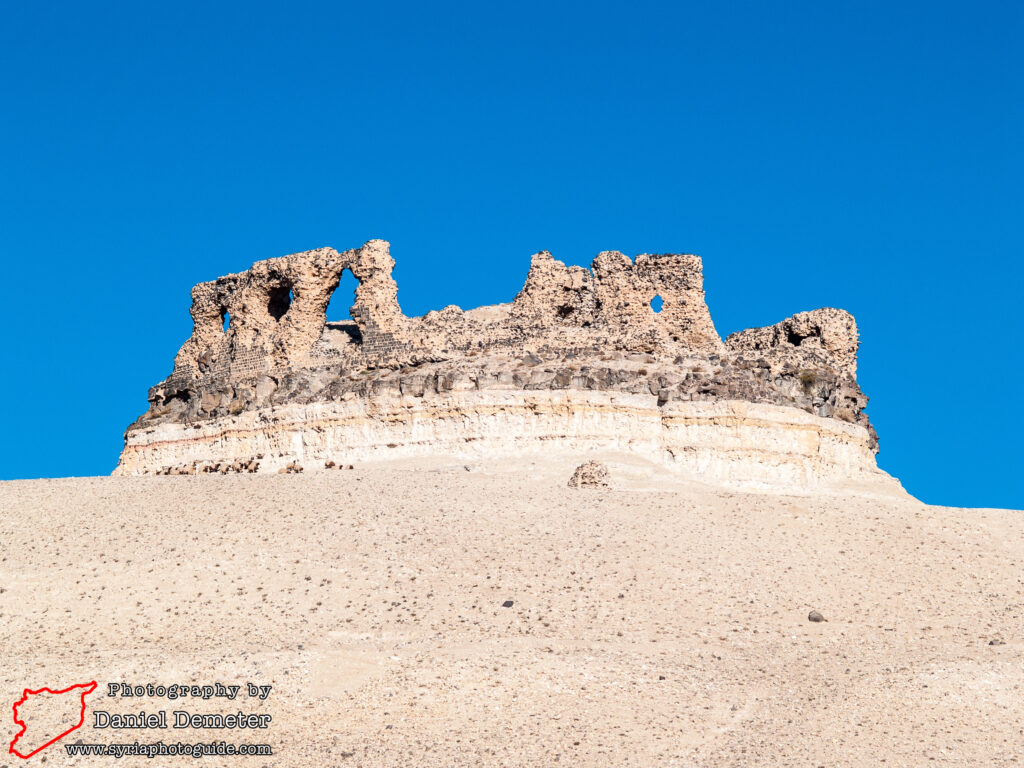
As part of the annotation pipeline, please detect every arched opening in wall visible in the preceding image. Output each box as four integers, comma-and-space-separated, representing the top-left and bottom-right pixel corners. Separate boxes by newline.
268, 285, 293, 321
221, 309, 230, 332
324, 269, 362, 344
651, 295, 663, 313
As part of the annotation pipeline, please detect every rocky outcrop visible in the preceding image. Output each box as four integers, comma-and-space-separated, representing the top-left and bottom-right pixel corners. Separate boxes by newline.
116, 240, 887, 488
568, 461, 611, 488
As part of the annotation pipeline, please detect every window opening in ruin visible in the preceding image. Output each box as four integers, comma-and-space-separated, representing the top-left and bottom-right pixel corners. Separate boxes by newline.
651, 295, 663, 313
324, 269, 362, 344
268, 285, 293, 321
326, 269, 359, 321
221, 310, 230, 332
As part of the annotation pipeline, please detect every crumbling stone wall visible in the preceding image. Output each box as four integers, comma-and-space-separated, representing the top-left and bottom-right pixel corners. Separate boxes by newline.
589, 250, 723, 352
510, 251, 595, 329
169, 240, 728, 384
508, 249, 722, 354
725, 308, 860, 378
174, 246, 349, 378
169, 240, 421, 382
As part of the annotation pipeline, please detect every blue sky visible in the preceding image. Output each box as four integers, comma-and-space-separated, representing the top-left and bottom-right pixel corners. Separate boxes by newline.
1, 1, 1020, 508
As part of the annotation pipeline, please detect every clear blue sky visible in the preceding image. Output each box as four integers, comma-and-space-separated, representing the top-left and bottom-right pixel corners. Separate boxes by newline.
1, 1, 1020, 508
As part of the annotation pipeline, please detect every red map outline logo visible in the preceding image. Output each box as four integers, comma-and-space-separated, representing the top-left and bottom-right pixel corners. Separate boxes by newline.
8, 681, 98, 759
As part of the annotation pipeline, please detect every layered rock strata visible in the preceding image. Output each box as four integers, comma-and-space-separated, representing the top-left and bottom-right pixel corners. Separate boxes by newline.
117, 240, 885, 488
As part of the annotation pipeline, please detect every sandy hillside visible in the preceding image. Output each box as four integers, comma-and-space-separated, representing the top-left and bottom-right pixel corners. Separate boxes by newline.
1, 456, 1021, 767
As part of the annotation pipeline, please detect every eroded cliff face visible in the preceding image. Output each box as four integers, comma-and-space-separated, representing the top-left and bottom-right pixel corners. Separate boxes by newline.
117, 240, 883, 488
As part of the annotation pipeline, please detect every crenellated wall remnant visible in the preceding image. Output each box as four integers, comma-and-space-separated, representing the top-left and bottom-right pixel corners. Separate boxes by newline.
169, 239, 726, 385
173, 241, 409, 379
118, 239, 882, 485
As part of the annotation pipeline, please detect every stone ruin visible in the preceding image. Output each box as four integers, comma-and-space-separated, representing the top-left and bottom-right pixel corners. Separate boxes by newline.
164, 241, 723, 381
117, 239, 880, 485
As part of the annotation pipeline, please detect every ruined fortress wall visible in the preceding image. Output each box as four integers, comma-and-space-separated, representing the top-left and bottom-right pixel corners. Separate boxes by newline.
165, 240, 726, 387
119, 240, 879, 484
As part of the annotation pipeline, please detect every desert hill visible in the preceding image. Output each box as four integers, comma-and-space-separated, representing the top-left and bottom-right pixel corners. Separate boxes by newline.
2, 456, 1021, 766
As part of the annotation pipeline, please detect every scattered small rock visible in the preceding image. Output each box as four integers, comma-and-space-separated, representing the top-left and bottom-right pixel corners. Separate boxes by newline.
989, 638, 1006, 646
808, 610, 826, 623
501, 600, 514, 608
568, 460, 610, 488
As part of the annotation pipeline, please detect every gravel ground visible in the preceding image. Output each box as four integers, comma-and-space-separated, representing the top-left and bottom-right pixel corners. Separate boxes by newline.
1, 456, 1020, 767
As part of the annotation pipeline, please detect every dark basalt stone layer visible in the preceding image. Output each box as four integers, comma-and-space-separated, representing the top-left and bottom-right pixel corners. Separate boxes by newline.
137, 350, 874, 450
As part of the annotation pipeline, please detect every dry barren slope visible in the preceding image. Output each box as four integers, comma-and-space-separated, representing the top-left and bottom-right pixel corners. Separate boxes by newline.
1, 458, 1021, 767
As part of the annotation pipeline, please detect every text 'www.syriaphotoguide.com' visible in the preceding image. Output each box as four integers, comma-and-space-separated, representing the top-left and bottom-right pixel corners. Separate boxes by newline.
65, 741, 272, 758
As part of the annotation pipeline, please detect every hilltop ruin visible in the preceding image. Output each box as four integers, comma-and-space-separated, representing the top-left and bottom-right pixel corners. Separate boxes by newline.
116, 240, 882, 487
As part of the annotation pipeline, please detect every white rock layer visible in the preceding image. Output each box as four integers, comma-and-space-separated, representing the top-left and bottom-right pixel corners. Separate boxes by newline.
115, 392, 890, 490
